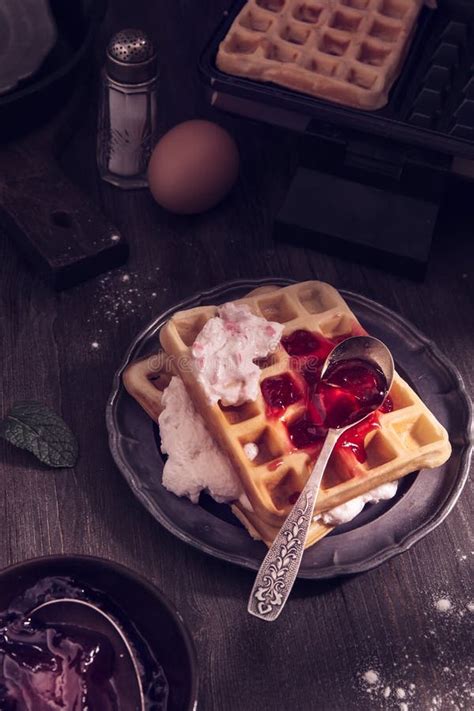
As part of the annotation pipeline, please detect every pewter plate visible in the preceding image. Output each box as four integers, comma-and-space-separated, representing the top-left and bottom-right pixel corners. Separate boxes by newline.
106, 279, 472, 579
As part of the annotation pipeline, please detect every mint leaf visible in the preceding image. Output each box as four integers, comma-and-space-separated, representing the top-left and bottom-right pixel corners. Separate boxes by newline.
0, 401, 78, 468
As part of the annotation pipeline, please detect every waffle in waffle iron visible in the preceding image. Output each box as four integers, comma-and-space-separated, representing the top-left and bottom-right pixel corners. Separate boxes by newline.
216, 0, 432, 110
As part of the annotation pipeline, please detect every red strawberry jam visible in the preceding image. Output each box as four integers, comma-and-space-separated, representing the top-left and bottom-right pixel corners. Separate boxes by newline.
261, 328, 391, 466
315, 358, 387, 429
260, 373, 302, 416
287, 415, 326, 450
380, 395, 393, 413
338, 414, 379, 463
281, 330, 342, 387
281, 329, 333, 357
288, 411, 382, 463
337, 394, 392, 462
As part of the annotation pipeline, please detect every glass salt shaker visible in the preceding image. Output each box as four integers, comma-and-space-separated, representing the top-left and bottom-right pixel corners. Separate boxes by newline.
97, 29, 158, 189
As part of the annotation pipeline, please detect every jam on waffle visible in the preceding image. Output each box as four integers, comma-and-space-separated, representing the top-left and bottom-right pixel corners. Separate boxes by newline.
260, 332, 392, 502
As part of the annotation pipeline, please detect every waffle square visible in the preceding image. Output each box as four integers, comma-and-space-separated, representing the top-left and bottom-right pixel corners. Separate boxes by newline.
216, 0, 429, 110
138, 282, 451, 534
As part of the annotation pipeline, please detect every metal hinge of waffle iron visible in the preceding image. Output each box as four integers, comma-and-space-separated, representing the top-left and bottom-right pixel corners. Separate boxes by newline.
344, 136, 451, 199
303, 121, 451, 196
344, 138, 406, 181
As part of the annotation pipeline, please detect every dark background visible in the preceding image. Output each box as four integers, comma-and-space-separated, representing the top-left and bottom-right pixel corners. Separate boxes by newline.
0, 1, 473, 709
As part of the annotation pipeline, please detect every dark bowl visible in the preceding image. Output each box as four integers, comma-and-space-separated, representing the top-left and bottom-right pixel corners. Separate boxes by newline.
0, 554, 198, 711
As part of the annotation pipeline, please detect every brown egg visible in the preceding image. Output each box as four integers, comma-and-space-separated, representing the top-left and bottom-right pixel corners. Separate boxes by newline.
147, 120, 239, 215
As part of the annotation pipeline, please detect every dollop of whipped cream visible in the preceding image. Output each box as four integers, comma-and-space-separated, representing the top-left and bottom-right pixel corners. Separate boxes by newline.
191, 302, 284, 406
159, 376, 243, 503
316, 481, 398, 526
243, 442, 259, 461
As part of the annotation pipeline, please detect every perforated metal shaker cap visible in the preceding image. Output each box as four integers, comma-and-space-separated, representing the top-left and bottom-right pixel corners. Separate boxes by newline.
106, 29, 157, 84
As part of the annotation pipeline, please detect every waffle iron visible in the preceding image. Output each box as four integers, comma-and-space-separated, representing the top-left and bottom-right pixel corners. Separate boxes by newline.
200, 0, 474, 277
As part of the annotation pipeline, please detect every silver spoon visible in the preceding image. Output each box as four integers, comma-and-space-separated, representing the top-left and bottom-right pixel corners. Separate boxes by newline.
30, 598, 145, 710
248, 336, 394, 621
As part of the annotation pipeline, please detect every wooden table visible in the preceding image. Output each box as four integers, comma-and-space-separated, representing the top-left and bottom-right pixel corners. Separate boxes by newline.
0, 1, 472, 709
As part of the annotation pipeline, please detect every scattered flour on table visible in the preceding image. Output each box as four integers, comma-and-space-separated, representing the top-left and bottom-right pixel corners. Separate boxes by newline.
87, 269, 167, 325
456, 548, 473, 564
356, 588, 474, 710
435, 598, 453, 613
364, 670, 380, 685
359, 670, 414, 710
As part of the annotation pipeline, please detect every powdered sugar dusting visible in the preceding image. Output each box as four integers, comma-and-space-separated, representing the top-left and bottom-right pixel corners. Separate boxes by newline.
435, 598, 453, 613
356, 589, 474, 710
363, 670, 379, 685
88, 269, 166, 325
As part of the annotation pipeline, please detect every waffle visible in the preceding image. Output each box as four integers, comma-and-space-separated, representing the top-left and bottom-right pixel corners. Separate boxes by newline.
123, 351, 176, 422
216, 0, 432, 110
123, 340, 337, 548
155, 282, 451, 533
231, 498, 335, 548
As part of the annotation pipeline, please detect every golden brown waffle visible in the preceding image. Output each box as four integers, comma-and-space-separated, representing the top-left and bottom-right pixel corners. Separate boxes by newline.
124, 350, 336, 548
216, 0, 429, 110
231, 499, 335, 548
123, 351, 176, 422
156, 282, 451, 530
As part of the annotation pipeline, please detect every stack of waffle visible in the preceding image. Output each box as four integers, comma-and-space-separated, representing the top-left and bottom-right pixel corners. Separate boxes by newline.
216, 0, 430, 110
124, 281, 451, 549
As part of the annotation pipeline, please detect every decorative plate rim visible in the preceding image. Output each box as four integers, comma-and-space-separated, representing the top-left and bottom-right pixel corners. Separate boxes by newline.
106, 278, 473, 579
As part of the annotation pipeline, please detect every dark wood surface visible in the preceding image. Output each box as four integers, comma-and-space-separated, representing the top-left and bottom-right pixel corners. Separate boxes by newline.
1, 1, 473, 709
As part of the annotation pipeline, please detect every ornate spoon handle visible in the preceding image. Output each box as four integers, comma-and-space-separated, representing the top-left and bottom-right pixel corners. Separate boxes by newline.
248, 429, 339, 621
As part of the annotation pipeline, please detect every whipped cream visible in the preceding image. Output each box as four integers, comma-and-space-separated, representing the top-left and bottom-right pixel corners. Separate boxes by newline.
191, 302, 283, 406
159, 376, 243, 503
243, 442, 259, 461
315, 481, 398, 526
